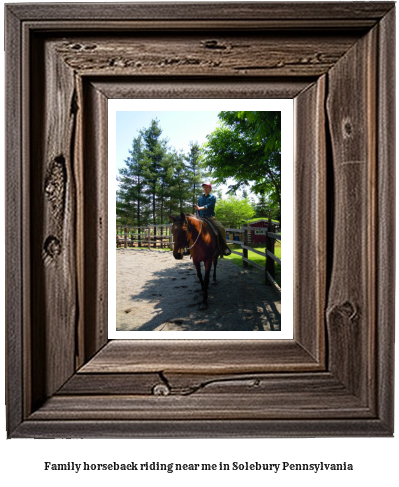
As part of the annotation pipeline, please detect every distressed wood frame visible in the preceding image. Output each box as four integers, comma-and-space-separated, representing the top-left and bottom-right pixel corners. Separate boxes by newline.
5, 2, 395, 438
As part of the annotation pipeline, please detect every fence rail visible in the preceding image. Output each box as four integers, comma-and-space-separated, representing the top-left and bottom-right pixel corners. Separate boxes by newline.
116, 220, 281, 290
226, 221, 281, 291
116, 224, 173, 249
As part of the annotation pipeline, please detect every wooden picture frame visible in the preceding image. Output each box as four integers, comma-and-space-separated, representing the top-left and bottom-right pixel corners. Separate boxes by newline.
5, 2, 395, 438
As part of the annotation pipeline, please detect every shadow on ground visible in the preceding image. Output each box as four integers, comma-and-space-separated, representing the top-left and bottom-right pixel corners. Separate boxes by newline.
116, 250, 281, 332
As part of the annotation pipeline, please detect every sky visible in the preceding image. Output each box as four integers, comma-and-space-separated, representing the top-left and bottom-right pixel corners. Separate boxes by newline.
115, 110, 220, 169
111, 98, 293, 200
114, 110, 240, 197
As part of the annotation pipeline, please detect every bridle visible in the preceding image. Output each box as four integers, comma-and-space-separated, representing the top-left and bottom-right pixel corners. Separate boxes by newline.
186, 218, 203, 250
173, 217, 203, 251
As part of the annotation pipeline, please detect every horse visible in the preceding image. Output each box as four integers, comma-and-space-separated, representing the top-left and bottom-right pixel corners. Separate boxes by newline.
168, 212, 218, 310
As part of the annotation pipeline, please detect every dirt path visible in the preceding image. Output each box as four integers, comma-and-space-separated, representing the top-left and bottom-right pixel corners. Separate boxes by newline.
116, 248, 281, 332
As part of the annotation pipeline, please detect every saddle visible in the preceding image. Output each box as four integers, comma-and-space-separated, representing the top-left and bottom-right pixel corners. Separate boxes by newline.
201, 217, 225, 259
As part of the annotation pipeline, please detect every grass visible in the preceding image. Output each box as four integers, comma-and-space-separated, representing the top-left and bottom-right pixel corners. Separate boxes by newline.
224, 242, 281, 287
246, 217, 280, 224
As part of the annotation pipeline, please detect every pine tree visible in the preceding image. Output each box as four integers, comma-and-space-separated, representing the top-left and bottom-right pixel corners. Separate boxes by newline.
254, 193, 280, 223
167, 152, 189, 215
185, 141, 209, 211
140, 119, 168, 225
116, 135, 150, 226
116, 123, 216, 233
116, 135, 151, 245
255, 193, 269, 218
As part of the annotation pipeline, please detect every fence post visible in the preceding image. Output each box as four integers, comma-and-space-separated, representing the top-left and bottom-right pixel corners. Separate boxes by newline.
242, 225, 248, 269
153, 226, 157, 249
169, 226, 173, 250
265, 217, 275, 285
124, 226, 127, 248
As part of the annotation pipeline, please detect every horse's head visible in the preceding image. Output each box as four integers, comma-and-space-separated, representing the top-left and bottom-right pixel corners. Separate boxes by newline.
168, 212, 188, 260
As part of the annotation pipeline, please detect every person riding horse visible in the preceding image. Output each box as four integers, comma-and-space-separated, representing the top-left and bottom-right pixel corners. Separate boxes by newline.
168, 182, 231, 309
194, 182, 231, 257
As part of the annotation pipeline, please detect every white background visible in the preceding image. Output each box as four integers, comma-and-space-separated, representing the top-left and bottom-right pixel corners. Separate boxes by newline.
1, 1, 397, 486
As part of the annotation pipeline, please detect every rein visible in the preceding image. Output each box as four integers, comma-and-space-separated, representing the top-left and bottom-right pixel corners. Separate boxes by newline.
186, 218, 202, 250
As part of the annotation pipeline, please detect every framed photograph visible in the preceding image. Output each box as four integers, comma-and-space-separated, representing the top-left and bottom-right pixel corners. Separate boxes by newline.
108, 98, 293, 339
5, 2, 395, 438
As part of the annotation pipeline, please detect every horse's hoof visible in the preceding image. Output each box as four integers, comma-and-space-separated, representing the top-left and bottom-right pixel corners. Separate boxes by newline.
199, 303, 208, 310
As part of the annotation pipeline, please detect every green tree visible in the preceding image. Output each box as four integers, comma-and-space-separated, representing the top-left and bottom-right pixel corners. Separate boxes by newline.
185, 141, 210, 211
157, 149, 177, 224
116, 135, 150, 227
254, 193, 281, 222
202, 111, 281, 207
140, 119, 168, 225
237, 110, 281, 152
255, 193, 268, 218
215, 196, 255, 228
166, 151, 188, 215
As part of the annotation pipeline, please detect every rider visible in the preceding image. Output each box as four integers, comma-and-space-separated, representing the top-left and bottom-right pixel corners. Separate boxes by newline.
194, 182, 231, 257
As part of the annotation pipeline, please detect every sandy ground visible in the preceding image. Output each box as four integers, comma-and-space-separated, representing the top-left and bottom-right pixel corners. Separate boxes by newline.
116, 248, 281, 332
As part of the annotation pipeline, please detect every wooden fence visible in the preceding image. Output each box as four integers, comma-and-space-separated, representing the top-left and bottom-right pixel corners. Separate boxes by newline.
225, 221, 281, 292
116, 220, 281, 291
116, 224, 173, 249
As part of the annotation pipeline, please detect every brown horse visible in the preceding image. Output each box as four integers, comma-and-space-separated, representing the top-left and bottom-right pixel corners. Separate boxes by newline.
168, 212, 218, 309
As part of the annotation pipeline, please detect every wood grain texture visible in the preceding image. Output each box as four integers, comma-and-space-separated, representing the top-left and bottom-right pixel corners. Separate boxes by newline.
80, 340, 321, 374
29, 393, 371, 421
59, 371, 363, 399
91, 78, 311, 100
376, 7, 396, 432
30, 37, 78, 407
5, 2, 395, 438
325, 26, 377, 404
5, 5, 24, 436
13, 418, 391, 439
53, 33, 360, 78
82, 81, 109, 362
294, 76, 326, 364
58, 372, 163, 396
35, 372, 375, 423
7, 2, 394, 22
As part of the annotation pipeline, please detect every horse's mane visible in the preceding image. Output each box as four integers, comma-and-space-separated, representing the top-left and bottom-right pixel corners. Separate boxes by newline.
174, 213, 197, 222
185, 214, 205, 225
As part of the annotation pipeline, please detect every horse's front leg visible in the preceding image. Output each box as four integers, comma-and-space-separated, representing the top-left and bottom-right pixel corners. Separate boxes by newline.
194, 261, 204, 291
212, 258, 218, 284
200, 260, 212, 310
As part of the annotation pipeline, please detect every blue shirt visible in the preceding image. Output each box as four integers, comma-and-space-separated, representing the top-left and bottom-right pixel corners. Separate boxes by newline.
198, 193, 216, 217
